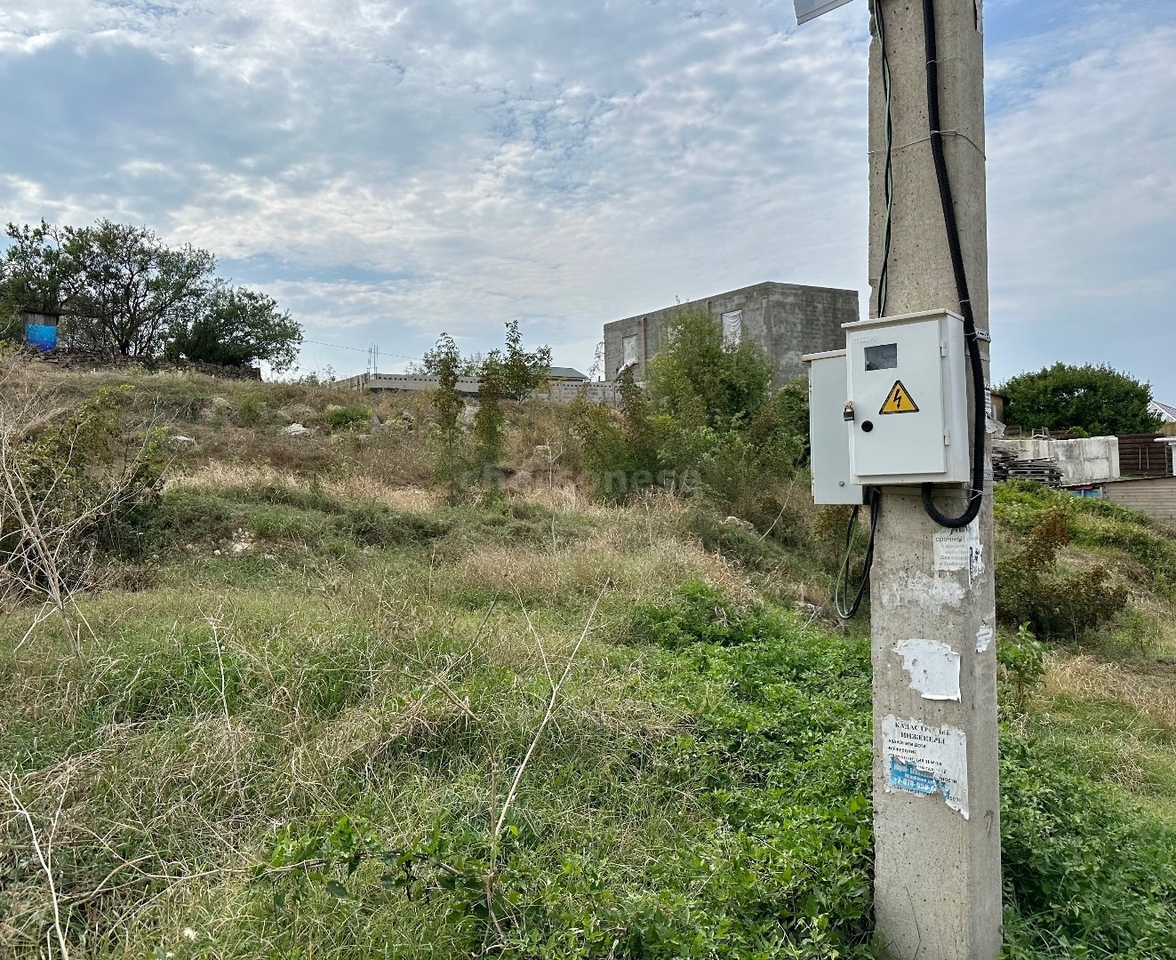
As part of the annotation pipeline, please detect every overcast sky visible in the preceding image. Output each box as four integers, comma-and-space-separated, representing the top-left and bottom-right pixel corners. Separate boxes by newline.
1, 0, 1173, 398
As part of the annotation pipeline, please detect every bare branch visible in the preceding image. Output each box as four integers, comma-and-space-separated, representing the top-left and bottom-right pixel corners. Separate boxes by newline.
3, 776, 72, 960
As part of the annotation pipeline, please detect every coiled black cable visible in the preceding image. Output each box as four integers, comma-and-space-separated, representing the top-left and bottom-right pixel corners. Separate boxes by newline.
919, 0, 987, 530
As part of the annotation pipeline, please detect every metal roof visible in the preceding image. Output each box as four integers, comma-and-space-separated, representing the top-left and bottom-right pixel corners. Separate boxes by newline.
1150, 400, 1176, 422
547, 367, 588, 381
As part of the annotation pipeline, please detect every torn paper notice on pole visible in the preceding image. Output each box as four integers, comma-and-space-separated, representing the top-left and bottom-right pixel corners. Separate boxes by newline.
894, 639, 961, 701
976, 618, 995, 654
933, 520, 984, 587
882, 716, 970, 819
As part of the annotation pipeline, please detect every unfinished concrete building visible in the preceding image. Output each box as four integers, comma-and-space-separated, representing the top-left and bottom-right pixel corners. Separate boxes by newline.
603, 281, 859, 388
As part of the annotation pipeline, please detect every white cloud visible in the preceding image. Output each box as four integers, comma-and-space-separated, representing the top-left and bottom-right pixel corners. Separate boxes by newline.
2, 0, 1174, 397
986, 13, 1176, 395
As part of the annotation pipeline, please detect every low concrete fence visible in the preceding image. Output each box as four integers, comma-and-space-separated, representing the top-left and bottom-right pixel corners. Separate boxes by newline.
338, 373, 622, 407
993, 436, 1120, 486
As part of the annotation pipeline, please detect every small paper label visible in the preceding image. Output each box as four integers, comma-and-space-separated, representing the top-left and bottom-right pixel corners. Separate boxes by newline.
934, 521, 984, 586
976, 620, 995, 654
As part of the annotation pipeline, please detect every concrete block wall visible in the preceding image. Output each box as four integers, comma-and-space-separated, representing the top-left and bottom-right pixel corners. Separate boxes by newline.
603, 281, 858, 388
994, 436, 1121, 486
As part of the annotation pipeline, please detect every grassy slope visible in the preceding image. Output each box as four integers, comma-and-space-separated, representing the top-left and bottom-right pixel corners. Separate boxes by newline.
1, 370, 1175, 959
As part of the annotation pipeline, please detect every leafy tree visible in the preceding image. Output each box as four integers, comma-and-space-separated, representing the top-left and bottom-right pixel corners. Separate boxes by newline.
1000, 363, 1163, 436
472, 350, 508, 488
166, 284, 303, 372
1, 219, 299, 373
411, 345, 484, 378
429, 333, 465, 488
571, 309, 809, 527
59, 220, 215, 358
409, 320, 550, 400
500, 319, 552, 401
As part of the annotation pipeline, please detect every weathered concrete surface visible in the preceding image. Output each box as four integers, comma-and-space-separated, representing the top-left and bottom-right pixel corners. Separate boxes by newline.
602, 281, 857, 387
995, 436, 1121, 485
867, 2, 1002, 958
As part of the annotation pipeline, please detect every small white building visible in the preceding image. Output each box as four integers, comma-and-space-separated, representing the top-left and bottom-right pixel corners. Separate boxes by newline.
1149, 400, 1176, 424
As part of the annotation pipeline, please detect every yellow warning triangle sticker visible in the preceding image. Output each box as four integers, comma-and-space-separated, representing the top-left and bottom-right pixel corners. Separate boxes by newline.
880, 380, 920, 415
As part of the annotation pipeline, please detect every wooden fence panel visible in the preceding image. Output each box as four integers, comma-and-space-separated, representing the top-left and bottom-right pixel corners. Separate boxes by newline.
1117, 434, 1167, 478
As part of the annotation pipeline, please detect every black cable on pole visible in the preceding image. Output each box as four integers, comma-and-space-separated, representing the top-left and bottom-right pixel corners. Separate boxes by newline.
835, 487, 881, 620
919, 0, 987, 530
873, 0, 895, 319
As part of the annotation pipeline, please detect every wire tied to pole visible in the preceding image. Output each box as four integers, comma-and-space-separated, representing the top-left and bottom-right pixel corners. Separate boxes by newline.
918, 0, 988, 530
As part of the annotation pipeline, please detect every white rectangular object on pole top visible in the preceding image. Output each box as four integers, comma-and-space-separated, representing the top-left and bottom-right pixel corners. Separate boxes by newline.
794, 0, 855, 25
843, 309, 971, 486
804, 350, 863, 505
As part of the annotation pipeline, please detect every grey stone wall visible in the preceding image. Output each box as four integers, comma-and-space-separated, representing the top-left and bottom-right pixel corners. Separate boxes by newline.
603, 281, 858, 388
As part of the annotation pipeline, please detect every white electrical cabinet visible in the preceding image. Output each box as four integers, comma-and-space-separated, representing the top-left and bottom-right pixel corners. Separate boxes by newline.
804, 349, 863, 505
843, 309, 971, 486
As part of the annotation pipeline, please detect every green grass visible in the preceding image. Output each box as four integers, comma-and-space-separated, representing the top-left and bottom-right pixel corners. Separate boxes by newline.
4, 392, 1176, 959
4, 561, 1176, 958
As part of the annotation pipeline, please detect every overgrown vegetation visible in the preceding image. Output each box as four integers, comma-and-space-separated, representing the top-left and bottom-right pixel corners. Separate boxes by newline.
426, 321, 551, 501
996, 507, 1128, 643
0, 375, 168, 650
994, 481, 1176, 649
570, 308, 809, 531
1, 365, 1175, 959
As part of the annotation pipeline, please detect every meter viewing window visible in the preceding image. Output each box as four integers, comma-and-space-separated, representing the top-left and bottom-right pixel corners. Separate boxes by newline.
864, 343, 898, 371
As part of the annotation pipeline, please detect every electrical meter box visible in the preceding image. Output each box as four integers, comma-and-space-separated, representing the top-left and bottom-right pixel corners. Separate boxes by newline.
804, 349, 863, 505
843, 309, 971, 486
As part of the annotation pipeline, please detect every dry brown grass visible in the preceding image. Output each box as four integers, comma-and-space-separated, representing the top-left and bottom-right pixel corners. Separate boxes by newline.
166, 462, 439, 512
166, 462, 297, 491
452, 519, 752, 607
1044, 652, 1176, 732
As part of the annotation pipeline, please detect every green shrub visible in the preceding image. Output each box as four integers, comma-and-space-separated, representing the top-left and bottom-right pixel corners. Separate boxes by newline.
998, 624, 1048, 713
570, 313, 808, 520
236, 396, 263, 427
0, 386, 168, 596
1106, 606, 1164, 658
326, 405, 373, 430
626, 580, 783, 649
218, 481, 345, 514
569, 372, 665, 503
996, 508, 1128, 643
685, 508, 790, 571
338, 503, 450, 547
246, 505, 334, 543
647, 307, 775, 432
144, 489, 246, 545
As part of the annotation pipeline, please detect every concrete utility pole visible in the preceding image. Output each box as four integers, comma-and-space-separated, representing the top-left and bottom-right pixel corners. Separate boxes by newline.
866, 2, 1001, 958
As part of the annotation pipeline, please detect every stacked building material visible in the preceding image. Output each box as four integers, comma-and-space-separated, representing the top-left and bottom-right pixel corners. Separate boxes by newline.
1003, 459, 1065, 486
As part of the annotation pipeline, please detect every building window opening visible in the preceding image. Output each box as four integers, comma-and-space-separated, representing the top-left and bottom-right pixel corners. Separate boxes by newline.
622, 334, 639, 368
721, 310, 743, 350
